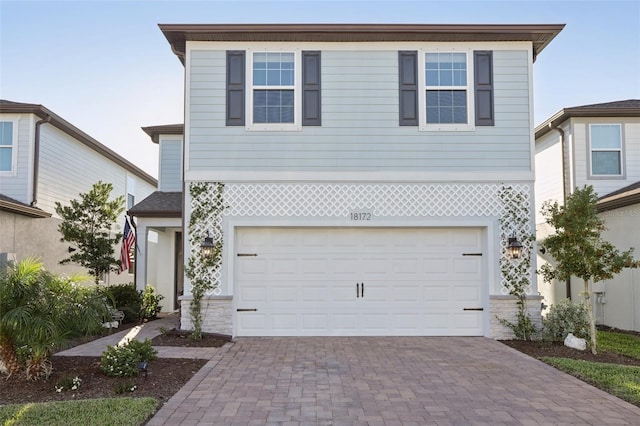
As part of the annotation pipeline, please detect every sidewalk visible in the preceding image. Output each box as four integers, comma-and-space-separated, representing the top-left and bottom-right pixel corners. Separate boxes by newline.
56, 314, 220, 359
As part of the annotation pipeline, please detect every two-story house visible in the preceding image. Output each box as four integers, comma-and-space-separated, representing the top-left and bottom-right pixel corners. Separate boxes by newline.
0, 100, 157, 284
136, 24, 563, 338
535, 99, 640, 332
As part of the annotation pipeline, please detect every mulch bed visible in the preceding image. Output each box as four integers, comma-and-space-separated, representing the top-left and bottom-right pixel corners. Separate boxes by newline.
0, 328, 226, 406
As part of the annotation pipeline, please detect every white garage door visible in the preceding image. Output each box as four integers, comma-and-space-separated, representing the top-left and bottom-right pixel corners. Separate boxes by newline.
235, 227, 484, 336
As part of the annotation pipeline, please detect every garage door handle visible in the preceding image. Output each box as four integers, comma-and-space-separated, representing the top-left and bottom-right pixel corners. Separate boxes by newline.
237, 308, 257, 312
463, 308, 484, 311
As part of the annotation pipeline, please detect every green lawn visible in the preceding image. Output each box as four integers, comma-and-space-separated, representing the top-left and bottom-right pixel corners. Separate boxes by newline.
542, 358, 640, 407
597, 330, 640, 359
540, 330, 640, 408
0, 397, 157, 426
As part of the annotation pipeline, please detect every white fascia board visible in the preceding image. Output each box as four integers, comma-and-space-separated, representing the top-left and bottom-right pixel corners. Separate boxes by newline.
184, 170, 534, 183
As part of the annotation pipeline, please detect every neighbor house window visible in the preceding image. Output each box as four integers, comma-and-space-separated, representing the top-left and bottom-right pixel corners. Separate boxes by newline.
127, 176, 135, 209
590, 124, 623, 176
252, 52, 295, 124
0, 121, 15, 172
425, 52, 469, 125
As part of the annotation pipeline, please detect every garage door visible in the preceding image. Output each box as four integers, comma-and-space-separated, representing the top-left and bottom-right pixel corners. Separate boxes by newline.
235, 227, 484, 336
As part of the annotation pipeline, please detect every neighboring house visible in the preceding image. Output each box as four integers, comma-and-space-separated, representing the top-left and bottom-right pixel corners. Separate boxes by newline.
138, 23, 563, 338
535, 99, 640, 332
0, 100, 157, 285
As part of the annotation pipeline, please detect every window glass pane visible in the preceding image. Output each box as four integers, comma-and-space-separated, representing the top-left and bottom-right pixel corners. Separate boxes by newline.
591, 125, 621, 149
267, 70, 281, 85
592, 151, 621, 175
439, 70, 453, 86
254, 52, 295, 87
253, 70, 266, 86
253, 90, 294, 123
0, 122, 13, 146
426, 70, 438, 86
425, 90, 467, 124
0, 148, 12, 171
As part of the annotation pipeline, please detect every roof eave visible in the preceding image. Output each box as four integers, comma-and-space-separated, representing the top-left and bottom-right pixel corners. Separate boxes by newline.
597, 190, 640, 213
536, 107, 640, 139
0, 200, 52, 218
159, 23, 565, 66
141, 124, 184, 144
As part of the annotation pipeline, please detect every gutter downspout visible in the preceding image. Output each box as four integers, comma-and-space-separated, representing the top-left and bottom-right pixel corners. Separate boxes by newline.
549, 122, 571, 300
31, 115, 51, 207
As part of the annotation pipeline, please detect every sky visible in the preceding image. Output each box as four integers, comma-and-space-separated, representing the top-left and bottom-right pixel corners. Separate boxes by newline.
1, 0, 639, 178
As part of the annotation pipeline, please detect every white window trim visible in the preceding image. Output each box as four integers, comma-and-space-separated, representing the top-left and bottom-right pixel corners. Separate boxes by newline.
588, 123, 624, 178
246, 47, 302, 132
418, 48, 475, 132
0, 119, 18, 175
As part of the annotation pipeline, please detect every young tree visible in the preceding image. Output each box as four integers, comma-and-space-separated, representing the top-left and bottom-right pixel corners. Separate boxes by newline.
539, 185, 637, 354
55, 181, 125, 284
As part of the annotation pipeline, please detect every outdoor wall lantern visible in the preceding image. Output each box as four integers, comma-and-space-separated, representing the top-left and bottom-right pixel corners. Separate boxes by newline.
138, 361, 149, 377
200, 236, 215, 258
507, 234, 523, 259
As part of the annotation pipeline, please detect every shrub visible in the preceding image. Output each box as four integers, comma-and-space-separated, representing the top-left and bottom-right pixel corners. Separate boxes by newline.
140, 285, 164, 321
114, 380, 137, 394
100, 339, 157, 377
103, 284, 142, 323
543, 299, 591, 342
55, 375, 82, 393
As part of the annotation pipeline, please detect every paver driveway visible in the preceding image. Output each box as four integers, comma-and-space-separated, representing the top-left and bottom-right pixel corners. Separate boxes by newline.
148, 337, 640, 425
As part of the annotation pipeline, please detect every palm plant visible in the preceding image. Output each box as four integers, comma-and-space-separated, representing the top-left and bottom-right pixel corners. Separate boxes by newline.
0, 258, 111, 380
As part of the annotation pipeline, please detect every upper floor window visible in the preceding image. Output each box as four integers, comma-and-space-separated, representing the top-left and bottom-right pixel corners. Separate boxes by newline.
127, 176, 135, 209
589, 124, 623, 176
425, 52, 468, 125
0, 121, 15, 173
252, 52, 295, 124
226, 50, 321, 129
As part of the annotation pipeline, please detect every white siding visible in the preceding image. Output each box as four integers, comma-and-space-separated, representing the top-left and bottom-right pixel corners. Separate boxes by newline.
0, 113, 33, 203
534, 131, 564, 224
37, 124, 155, 223
571, 118, 640, 197
159, 138, 182, 192
187, 46, 532, 173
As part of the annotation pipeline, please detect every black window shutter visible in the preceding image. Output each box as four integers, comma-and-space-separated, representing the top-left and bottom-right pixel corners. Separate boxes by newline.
399, 51, 418, 126
302, 51, 321, 126
226, 50, 245, 126
474, 51, 494, 126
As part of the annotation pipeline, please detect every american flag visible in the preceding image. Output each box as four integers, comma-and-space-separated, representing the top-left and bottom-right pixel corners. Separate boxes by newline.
118, 216, 135, 274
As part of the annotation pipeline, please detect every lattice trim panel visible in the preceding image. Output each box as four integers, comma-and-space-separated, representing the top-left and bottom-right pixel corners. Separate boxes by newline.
223, 183, 531, 218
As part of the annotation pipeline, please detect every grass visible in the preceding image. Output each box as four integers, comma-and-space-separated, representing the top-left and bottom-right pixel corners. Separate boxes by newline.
539, 330, 640, 408
0, 397, 158, 426
597, 330, 640, 359
542, 358, 640, 407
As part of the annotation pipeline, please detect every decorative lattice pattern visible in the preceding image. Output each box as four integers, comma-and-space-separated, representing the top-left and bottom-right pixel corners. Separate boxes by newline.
189, 183, 224, 296
224, 183, 531, 218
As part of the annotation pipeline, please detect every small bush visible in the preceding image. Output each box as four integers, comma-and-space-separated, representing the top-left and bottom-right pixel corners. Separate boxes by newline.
100, 339, 157, 377
55, 376, 82, 393
103, 283, 142, 323
543, 299, 591, 342
140, 285, 164, 321
114, 380, 137, 394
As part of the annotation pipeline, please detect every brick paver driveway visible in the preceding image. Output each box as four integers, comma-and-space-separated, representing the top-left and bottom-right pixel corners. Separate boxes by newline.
148, 337, 640, 425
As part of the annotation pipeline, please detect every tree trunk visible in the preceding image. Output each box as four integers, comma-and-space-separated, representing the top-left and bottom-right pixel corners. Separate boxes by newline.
583, 279, 598, 354
0, 333, 22, 377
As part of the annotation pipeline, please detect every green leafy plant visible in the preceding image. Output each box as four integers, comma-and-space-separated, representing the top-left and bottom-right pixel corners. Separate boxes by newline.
0, 258, 110, 380
496, 185, 538, 340
103, 283, 142, 323
100, 339, 157, 378
540, 185, 638, 353
140, 285, 164, 321
542, 299, 590, 342
185, 182, 225, 339
55, 375, 82, 393
55, 181, 125, 285
114, 380, 137, 394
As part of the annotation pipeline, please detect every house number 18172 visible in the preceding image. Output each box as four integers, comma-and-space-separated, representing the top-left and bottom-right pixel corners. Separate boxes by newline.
350, 212, 372, 221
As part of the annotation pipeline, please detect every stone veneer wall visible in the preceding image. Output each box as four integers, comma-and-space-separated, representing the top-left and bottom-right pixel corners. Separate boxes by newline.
180, 296, 233, 336
490, 295, 543, 340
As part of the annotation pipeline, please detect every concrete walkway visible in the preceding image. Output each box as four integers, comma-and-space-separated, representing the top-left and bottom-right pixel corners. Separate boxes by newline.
147, 337, 640, 426
56, 314, 220, 359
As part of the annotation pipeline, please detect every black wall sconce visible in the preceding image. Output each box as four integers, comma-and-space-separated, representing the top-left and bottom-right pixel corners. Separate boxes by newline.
507, 234, 523, 259
201, 236, 214, 258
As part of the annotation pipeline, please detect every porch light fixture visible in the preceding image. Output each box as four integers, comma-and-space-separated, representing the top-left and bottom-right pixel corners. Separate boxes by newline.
507, 234, 523, 259
201, 236, 215, 258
